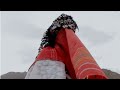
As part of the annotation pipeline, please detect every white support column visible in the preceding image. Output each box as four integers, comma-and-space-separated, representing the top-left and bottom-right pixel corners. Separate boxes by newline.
25, 60, 66, 79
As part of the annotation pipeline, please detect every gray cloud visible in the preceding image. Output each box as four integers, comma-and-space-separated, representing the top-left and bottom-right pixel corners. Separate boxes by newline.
77, 26, 114, 46
1, 18, 45, 65
18, 46, 36, 63
2, 19, 44, 39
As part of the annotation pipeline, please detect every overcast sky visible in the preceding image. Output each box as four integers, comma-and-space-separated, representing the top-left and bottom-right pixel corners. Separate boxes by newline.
1, 11, 120, 75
